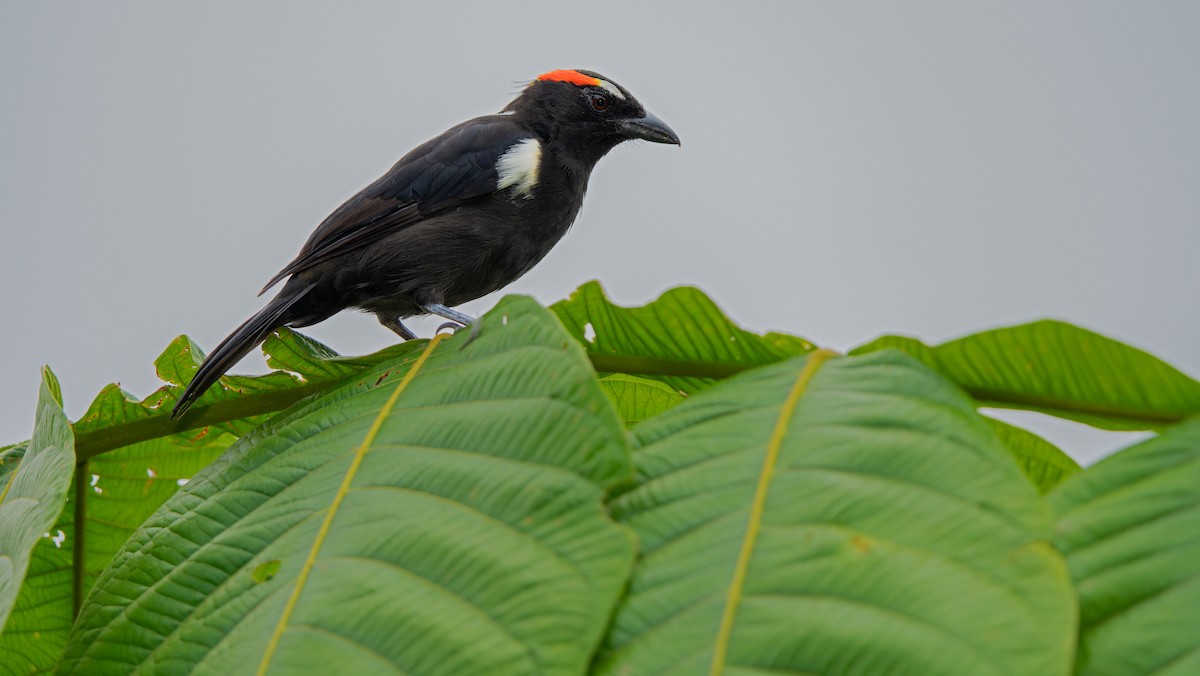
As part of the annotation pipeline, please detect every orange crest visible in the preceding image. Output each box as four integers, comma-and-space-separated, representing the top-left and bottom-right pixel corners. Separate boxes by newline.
536, 69, 601, 87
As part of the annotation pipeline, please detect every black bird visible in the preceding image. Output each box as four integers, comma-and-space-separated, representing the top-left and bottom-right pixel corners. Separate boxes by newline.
171, 69, 679, 418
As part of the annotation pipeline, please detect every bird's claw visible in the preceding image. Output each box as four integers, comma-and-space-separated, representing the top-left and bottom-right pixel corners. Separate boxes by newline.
433, 320, 484, 349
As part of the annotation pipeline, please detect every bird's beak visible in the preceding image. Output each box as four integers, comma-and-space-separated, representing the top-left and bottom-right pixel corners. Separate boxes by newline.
616, 111, 681, 145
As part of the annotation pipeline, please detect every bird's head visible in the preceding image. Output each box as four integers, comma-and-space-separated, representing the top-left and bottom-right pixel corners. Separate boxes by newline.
505, 69, 679, 162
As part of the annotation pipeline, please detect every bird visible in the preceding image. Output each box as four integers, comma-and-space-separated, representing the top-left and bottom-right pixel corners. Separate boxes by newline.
171, 68, 679, 419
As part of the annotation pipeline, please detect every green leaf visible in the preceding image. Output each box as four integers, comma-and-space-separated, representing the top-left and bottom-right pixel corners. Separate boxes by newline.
0, 432, 236, 676
0, 369, 75, 650
0, 443, 76, 676
0, 448, 77, 676
0, 331, 420, 674
263, 327, 418, 381
1050, 418, 1200, 675
985, 417, 1080, 494
851, 321, 1200, 430
61, 298, 636, 676
599, 350, 1075, 675
597, 374, 687, 427
552, 281, 814, 394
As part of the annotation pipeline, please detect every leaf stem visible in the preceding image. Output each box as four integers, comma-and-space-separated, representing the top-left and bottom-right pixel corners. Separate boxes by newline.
73, 460, 87, 619
967, 388, 1186, 428
73, 382, 328, 464
68, 351, 1188, 465
70, 353, 752, 463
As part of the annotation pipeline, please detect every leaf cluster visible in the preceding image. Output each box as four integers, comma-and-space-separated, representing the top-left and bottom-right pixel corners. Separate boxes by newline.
2, 282, 1198, 675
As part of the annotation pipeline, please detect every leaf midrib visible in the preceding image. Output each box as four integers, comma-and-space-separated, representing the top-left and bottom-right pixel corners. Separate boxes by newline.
708, 350, 837, 676
255, 333, 446, 675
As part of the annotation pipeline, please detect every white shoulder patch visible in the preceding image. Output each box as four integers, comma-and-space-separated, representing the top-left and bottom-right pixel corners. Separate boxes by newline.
496, 138, 541, 199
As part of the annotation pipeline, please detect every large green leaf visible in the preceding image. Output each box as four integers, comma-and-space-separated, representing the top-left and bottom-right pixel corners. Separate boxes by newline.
552, 281, 814, 395
851, 321, 1200, 431
0, 432, 235, 676
0, 331, 413, 674
598, 349, 1075, 675
1050, 418, 1200, 675
0, 370, 75, 648
60, 298, 636, 675
6, 388, 235, 676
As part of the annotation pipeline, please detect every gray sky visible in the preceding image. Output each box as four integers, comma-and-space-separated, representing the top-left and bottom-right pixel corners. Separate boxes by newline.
3, 2, 1198, 465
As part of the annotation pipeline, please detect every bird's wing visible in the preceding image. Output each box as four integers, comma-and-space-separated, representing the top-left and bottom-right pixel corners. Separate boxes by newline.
259, 115, 530, 294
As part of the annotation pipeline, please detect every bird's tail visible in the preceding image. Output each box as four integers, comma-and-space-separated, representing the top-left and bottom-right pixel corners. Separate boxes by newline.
171, 284, 315, 419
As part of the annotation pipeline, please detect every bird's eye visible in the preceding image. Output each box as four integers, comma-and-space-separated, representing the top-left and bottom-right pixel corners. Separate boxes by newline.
590, 95, 609, 112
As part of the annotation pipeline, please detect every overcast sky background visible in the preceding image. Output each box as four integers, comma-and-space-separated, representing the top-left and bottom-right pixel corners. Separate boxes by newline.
3, 2, 1198, 464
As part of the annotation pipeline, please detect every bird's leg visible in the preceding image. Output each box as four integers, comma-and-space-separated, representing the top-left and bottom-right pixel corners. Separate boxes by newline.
421, 303, 476, 327
379, 315, 418, 341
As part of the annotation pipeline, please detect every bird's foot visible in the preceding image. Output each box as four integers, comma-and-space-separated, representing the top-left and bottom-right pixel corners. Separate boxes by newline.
423, 303, 483, 348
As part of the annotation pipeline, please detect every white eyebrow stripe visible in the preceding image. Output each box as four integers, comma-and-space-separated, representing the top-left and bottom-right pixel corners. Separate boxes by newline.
595, 79, 626, 100
496, 138, 541, 199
